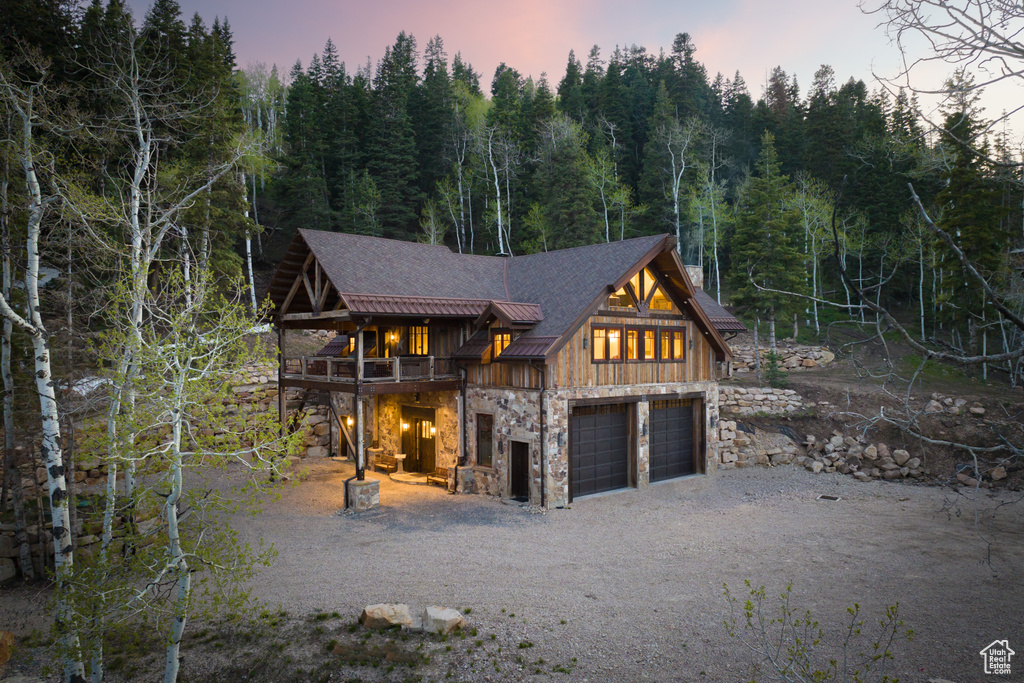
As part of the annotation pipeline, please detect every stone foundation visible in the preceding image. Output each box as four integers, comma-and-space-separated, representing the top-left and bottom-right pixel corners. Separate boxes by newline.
346, 478, 380, 512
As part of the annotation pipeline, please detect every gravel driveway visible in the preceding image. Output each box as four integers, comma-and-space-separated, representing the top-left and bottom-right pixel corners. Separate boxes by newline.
228, 459, 1023, 683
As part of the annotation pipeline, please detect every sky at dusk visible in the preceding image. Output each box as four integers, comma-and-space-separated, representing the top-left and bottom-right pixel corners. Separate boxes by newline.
122, 0, 1018, 127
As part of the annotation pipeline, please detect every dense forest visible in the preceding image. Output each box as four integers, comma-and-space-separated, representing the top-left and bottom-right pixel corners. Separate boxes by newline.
3, 0, 1022, 358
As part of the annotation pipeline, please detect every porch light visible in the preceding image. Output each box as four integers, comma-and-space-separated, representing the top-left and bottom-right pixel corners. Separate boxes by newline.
347, 416, 354, 427
402, 422, 410, 431
430, 425, 436, 435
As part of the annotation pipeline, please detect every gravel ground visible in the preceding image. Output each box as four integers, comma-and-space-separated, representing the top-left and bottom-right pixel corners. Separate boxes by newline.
2, 460, 1021, 682
223, 459, 1023, 683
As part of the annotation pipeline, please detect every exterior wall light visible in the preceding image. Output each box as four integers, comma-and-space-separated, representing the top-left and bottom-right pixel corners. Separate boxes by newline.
402, 422, 409, 431
347, 416, 354, 427
430, 426, 436, 436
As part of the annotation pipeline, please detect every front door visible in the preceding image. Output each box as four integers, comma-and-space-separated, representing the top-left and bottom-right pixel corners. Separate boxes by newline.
401, 406, 436, 473
510, 441, 530, 502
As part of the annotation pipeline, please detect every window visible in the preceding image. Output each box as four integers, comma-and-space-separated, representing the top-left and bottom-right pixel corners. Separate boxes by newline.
477, 414, 493, 468
599, 325, 675, 363
608, 327, 622, 360
649, 285, 673, 311
492, 331, 512, 358
408, 326, 429, 355
644, 329, 656, 360
659, 327, 686, 362
593, 327, 607, 361
593, 326, 624, 363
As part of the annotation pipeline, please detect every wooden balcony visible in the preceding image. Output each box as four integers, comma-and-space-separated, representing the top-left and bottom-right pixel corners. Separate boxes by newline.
281, 355, 462, 395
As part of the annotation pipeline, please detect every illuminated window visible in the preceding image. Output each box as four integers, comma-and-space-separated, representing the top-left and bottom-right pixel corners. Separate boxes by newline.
649, 285, 673, 311
626, 329, 639, 360
643, 329, 656, 360
593, 327, 607, 361
593, 326, 625, 363
493, 331, 512, 358
477, 414, 493, 468
659, 327, 686, 361
608, 328, 622, 360
409, 325, 429, 355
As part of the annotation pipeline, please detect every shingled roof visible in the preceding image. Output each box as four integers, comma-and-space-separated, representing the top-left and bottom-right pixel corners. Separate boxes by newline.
268, 230, 736, 361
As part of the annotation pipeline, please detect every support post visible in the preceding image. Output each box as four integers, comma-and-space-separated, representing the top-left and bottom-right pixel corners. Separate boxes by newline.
355, 328, 365, 480
277, 326, 286, 435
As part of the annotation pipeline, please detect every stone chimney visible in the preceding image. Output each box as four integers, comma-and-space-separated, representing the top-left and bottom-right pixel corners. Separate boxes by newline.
684, 265, 704, 290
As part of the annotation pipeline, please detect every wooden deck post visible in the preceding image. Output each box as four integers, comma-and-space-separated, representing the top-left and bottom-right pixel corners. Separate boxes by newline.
277, 326, 286, 435
356, 328, 365, 480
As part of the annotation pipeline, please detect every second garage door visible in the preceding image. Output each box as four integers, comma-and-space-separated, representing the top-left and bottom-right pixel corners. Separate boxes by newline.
649, 399, 695, 482
570, 403, 629, 499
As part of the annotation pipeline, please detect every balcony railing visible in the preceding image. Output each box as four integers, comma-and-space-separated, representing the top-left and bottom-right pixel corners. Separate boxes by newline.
282, 356, 456, 384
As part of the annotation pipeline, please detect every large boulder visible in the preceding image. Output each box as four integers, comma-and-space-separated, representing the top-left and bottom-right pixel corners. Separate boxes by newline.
893, 450, 911, 467
360, 603, 414, 630
423, 606, 465, 635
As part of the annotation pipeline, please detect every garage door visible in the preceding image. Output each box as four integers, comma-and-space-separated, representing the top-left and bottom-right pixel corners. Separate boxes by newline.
570, 404, 629, 499
649, 399, 695, 482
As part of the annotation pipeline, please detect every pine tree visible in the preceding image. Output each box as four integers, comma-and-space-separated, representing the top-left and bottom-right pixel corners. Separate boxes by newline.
729, 132, 805, 349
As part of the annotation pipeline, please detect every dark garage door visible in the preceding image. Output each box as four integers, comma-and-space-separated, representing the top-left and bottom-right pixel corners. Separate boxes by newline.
571, 404, 629, 499
649, 399, 695, 482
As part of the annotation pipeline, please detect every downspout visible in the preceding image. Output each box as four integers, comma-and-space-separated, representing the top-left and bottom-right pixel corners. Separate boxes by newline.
452, 359, 469, 494
531, 362, 547, 509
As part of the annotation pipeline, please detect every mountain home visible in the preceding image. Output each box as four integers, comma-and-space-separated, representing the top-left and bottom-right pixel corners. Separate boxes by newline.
268, 230, 738, 508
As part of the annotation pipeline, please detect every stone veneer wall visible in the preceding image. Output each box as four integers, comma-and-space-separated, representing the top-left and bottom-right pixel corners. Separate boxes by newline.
375, 391, 460, 471
542, 381, 721, 508
461, 387, 542, 500
718, 386, 809, 416
730, 344, 835, 373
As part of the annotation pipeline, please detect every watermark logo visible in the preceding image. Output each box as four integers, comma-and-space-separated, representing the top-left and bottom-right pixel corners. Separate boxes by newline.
980, 639, 1014, 675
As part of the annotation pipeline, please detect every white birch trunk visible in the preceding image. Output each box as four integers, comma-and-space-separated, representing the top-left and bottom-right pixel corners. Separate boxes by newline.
0, 89, 86, 679
487, 132, 504, 254
162, 387, 190, 683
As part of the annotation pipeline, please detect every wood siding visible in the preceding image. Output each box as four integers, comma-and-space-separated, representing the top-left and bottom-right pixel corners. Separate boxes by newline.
549, 314, 715, 389
465, 362, 545, 389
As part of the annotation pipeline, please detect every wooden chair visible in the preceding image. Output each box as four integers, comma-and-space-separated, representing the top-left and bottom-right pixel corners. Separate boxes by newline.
426, 467, 449, 488
374, 454, 398, 474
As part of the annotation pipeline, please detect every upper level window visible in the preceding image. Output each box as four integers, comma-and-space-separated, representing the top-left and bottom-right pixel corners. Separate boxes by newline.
493, 331, 512, 358
660, 328, 686, 361
597, 324, 685, 363
593, 326, 623, 362
408, 326, 429, 355
609, 267, 674, 311
649, 286, 673, 311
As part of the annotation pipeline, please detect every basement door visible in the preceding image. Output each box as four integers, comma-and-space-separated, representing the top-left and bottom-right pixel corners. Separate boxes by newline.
649, 399, 695, 482
401, 406, 436, 474
510, 441, 530, 502
570, 403, 629, 500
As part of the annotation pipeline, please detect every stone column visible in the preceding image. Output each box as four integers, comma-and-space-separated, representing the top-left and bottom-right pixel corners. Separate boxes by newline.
636, 400, 650, 488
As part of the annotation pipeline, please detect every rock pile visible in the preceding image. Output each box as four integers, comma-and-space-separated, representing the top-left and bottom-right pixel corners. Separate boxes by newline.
923, 392, 986, 417
718, 422, 800, 469
1, 505, 161, 582
798, 434, 924, 481
730, 344, 835, 373
719, 386, 808, 416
